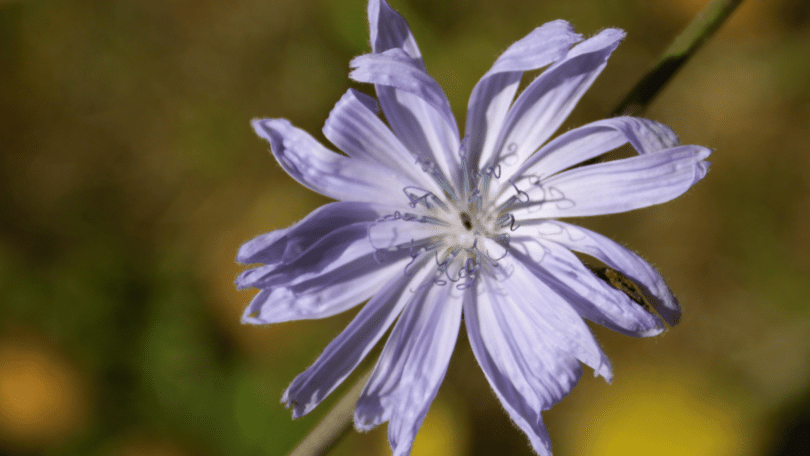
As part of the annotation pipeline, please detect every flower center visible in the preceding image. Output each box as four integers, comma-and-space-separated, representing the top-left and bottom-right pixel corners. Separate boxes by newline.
384, 164, 519, 286
459, 212, 473, 230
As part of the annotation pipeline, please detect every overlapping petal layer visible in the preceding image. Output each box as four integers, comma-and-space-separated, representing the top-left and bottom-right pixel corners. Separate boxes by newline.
510, 145, 711, 218
509, 231, 665, 337
252, 119, 414, 205
282, 257, 433, 418
365, 0, 460, 189
465, 20, 583, 173
355, 266, 463, 456
465, 279, 582, 456
532, 220, 683, 325
487, 28, 626, 184
323, 89, 442, 195
513, 116, 680, 181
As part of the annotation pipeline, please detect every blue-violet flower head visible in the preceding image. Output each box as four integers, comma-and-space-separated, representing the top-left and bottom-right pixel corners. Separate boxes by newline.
236, 1, 711, 455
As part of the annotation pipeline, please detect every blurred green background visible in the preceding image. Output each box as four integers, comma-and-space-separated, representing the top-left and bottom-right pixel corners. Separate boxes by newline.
1, 0, 809, 455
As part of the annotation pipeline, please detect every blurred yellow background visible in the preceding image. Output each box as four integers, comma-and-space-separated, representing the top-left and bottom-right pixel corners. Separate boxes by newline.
1, 0, 809, 455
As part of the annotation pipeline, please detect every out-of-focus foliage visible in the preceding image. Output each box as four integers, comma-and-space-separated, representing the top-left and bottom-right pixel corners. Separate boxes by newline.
1, 0, 809, 455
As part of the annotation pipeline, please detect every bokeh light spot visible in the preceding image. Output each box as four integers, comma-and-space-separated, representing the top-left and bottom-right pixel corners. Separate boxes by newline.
576, 367, 749, 456
0, 334, 89, 450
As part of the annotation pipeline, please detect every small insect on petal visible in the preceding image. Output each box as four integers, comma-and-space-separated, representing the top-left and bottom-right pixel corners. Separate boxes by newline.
588, 265, 654, 313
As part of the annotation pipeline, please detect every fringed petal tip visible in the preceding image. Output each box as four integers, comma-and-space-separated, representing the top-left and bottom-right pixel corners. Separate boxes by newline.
280, 392, 308, 420
638, 326, 666, 338
250, 117, 279, 144
543, 18, 577, 33
596, 356, 613, 383
234, 266, 267, 290
585, 347, 613, 383
241, 304, 268, 325
290, 405, 307, 420
660, 301, 682, 326
594, 27, 626, 45
354, 408, 386, 432
696, 160, 711, 181
240, 290, 265, 325
240, 314, 264, 325
694, 148, 713, 183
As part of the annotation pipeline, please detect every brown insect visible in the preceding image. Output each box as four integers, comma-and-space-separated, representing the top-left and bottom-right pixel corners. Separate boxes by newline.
588, 265, 654, 313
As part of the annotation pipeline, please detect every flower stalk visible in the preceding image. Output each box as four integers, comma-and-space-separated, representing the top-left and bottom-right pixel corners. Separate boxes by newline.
287, 368, 373, 456
611, 0, 745, 117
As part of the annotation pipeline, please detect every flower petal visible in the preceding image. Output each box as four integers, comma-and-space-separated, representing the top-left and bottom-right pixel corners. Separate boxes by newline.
490, 28, 625, 183
510, 145, 711, 218
508, 232, 664, 337
496, 256, 613, 380
236, 223, 371, 290
512, 116, 680, 182
241, 245, 411, 325
368, 216, 446, 251
368, 0, 423, 62
531, 220, 682, 325
253, 118, 411, 205
364, 1, 461, 191
235, 229, 289, 266
323, 89, 441, 193
282, 257, 433, 419
350, 49, 461, 186
465, 20, 582, 172
354, 275, 463, 456
464, 277, 582, 456
236, 201, 387, 265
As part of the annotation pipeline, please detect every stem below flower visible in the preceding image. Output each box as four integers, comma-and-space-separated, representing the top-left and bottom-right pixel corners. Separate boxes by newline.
286, 368, 373, 456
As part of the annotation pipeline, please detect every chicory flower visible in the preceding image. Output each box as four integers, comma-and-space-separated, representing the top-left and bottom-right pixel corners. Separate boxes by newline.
236, 1, 710, 454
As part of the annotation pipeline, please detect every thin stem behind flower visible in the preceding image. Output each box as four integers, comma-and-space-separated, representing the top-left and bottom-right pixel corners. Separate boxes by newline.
611, 0, 745, 117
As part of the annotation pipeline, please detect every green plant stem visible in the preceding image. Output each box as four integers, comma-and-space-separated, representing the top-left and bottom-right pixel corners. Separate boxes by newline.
287, 368, 372, 456
284, 1, 745, 455
611, 0, 745, 117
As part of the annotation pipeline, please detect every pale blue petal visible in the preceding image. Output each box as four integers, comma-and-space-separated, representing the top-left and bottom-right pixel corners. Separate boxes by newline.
465, 20, 583, 172
235, 229, 290, 266
323, 89, 441, 193
236, 223, 370, 290
531, 221, 682, 325
368, 0, 423, 62
253, 118, 412, 205
490, 28, 625, 183
496, 256, 613, 380
508, 232, 664, 337
368, 217, 445, 251
282, 257, 433, 419
350, 50, 460, 185
236, 201, 387, 265
365, 1, 460, 190
511, 145, 711, 218
354, 273, 463, 456
241, 247, 411, 325
512, 117, 680, 182
464, 278, 581, 456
